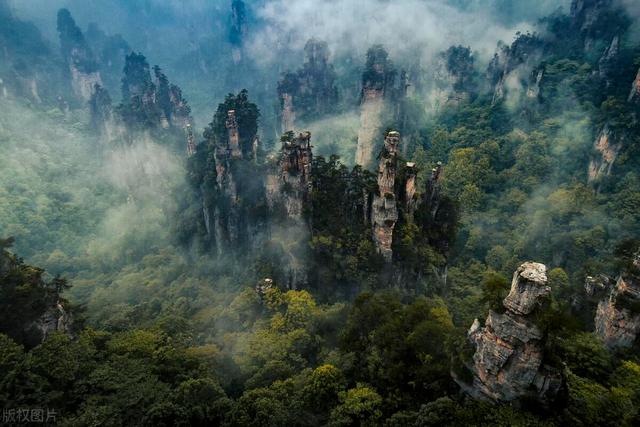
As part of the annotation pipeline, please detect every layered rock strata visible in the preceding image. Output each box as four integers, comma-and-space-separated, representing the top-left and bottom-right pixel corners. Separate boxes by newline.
454, 262, 562, 403
371, 132, 400, 262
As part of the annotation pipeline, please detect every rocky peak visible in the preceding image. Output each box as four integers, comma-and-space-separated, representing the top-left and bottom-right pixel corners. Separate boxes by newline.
281, 131, 313, 198
57, 8, 102, 101
404, 162, 418, 215
628, 67, 640, 104
454, 262, 562, 404
503, 262, 551, 315
186, 123, 196, 157
588, 63, 640, 182
226, 110, 242, 158
594, 251, 640, 349
489, 32, 544, 105
371, 131, 400, 262
598, 35, 619, 85
431, 45, 475, 108
277, 38, 338, 132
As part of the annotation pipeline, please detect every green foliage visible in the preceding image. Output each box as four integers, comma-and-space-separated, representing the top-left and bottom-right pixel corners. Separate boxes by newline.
329, 384, 383, 427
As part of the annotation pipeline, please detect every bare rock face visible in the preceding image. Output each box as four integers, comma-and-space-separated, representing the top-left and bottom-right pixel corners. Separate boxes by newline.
277, 39, 338, 133
628, 67, 640, 104
32, 302, 73, 342
185, 123, 196, 157
503, 262, 551, 315
356, 88, 385, 167
226, 110, 242, 159
281, 92, 296, 133
488, 33, 544, 106
429, 45, 474, 110
455, 262, 562, 403
594, 264, 640, 349
57, 9, 102, 102
588, 124, 622, 182
277, 132, 313, 220
371, 132, 400, 262
598, 36, 619, 86
404, 162, 418, 216
356, 46, 396, 168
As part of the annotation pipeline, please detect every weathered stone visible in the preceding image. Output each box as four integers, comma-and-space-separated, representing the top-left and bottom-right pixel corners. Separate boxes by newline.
404, 162, 418, 215
588, 124, 622, 182
454, 262, 561, 404
503, 262, 550, 316
186, 123, 196, 157
32, 301, 73, 342
595, 272, 640, 349
371, 132, 400, 262
226, 110, 242, 159
628, 67, 640, 104
356, 87, 385, 167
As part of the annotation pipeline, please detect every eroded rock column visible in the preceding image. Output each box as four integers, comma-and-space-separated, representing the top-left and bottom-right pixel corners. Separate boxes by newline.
454, 262, 562, 403
594, 253, 640, 349
371, 131, 400, 262
356, 87, 384, 167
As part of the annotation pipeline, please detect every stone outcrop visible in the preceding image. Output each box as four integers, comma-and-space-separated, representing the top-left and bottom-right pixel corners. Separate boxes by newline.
119, 53, 193, 135
588, 62, 640, 182
588, 123, 622, 182
488, 33, 544, 106
371, 132, 400, 262
30, 301, 73, 343
212, 113, 241, 253
356, 88, 385, 167
269, 131, 313, 220
429, 45, 475, 110
264, 132, 314, 289
356, 45, 397, 168
281, 92, 296, 133
594, 253, 640, 349
628, 67, 640, 104
186, 123, 196, 156
454, 262, 562, 403
404, 162, 418, 216
277, 38, 338, 132
226, 110, 242, 158
598, 35, 619, 87
89, 84, 124, 142
57, 8, 102, 102
570, 0, 618, 50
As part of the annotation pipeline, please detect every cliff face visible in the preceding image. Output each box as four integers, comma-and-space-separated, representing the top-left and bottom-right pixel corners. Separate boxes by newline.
212, 111, 242, 252
277, 39, 338, 132
594, 254, 640, 349
628, 67, 640, 104
588, 125, 621, 181
356, 45, 397, 168
89, 84, 124, 142
356, 88, 386, 167
118, 53, 193, 136
0, 244, 74, 348
371, 132, 400, 262
570, 0, 619, 50
455, 262, 562, 403
57, 8, 102, 102
264, 131, 314, 289
488, 33, 545, 106
267, 132, 313, 220
430, 46, 475, 109
587, 64, 640, 182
